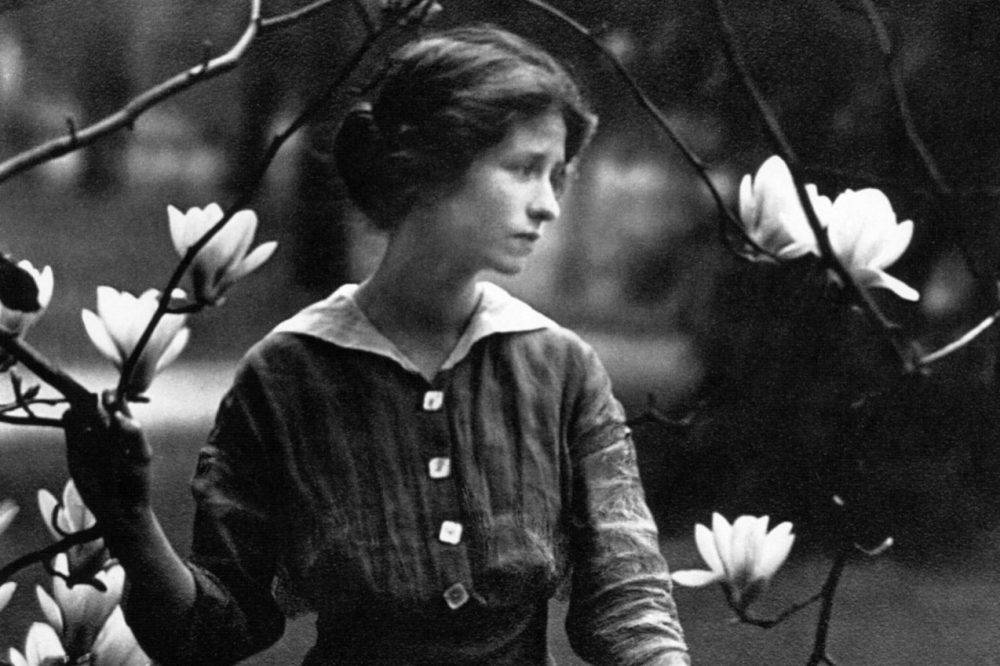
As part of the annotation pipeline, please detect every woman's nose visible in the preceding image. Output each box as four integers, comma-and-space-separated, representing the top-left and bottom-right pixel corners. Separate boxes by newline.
528, 180, 560, 223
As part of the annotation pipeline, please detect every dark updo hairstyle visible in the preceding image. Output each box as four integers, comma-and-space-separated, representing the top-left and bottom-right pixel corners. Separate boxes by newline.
334, 25, 597, 230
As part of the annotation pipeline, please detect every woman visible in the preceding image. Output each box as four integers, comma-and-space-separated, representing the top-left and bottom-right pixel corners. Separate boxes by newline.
65, 25, 690, 665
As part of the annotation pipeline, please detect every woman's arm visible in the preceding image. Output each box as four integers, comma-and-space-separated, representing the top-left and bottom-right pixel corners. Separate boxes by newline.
64, 375, 286, 664
564, 346, 690, 665
63, 401, 197, 662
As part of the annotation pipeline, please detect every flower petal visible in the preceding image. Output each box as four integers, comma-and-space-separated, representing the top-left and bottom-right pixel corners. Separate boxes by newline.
24, 622, 67, 665
693, 522, 725, 577
231, 240, 278, 283
670, 569, 722, 588
92, 605, 149, 665
36, 489, 63, 541
0, 581, 16, 613
0, 498, 18, 536
35, 585, 63, 634
862, 269, 921, 301
710, 513, 734, 579
754, 521, 795, 582
82, 309, 122, 366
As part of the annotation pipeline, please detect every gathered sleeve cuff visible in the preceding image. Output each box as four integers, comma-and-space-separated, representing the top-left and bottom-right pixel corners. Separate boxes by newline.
564, 344, 690, 665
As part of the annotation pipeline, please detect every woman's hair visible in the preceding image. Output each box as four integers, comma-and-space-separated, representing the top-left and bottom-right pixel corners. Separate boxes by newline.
334, 25, 597, 230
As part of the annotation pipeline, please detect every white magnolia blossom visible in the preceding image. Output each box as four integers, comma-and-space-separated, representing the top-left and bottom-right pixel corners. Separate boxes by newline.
0, 260, 53, 336
36, 556, 126, 660
8, 622, 66, 666
168, 203, 277, 305
38, 479, 107, 578
739, 155, 919, 301
819, 187, 919, 301
738, 155, 820, 261
81, 286, 190, 397
671, 512, 795, 611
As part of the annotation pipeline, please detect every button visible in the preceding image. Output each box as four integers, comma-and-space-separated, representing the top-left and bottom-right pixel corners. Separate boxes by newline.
422, 390, 444, 411
428, 457, 451, 479
438, 520, 462, 544
443, 582, 469, 610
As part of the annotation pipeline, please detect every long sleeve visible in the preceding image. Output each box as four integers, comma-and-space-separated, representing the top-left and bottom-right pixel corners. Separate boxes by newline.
173, 362, 286, 664
565, 345, 690, 665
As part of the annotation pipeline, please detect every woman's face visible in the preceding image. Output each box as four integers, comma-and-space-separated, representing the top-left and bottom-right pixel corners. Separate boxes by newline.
415, 110, 568, 277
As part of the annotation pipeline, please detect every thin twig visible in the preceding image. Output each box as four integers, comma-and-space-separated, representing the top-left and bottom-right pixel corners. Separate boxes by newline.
0, 334, 93, 406
918, 309, 1000, 367
114, 0, 434, 402
712, 0, 916, 372
260, 0, 337, 29
0, 526, 103, 584
856, 0, 949, 194
733, 591, 823, 629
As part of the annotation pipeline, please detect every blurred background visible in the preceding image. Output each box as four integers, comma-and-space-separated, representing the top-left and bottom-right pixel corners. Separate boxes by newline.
2, 0, 1000, 663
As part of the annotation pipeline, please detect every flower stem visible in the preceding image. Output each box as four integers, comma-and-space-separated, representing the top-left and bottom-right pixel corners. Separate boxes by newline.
806, 542, 851, 666
0, 526, 103, 584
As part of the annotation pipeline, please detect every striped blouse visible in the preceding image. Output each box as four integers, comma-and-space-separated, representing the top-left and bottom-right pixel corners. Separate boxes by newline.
175, 282, 689, 664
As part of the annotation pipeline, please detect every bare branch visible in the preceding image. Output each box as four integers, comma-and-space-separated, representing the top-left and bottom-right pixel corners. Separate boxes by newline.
806, 543, 851, 666
856, 0, 950, 194
0, 525, 103, 584
0, 0, 344, 185
0, 334, 93, 406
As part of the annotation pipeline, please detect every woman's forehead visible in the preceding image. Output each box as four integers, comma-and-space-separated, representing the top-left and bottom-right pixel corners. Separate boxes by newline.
493, 111, 567, 157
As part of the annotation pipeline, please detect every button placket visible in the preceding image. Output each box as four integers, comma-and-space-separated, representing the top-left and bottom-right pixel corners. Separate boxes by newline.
417, 378, 473, 612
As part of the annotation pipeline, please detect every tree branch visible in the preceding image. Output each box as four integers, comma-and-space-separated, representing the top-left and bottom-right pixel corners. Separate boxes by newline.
806, 543, 851, 666
856, 0, 949, 194
0, 526, 103, 584
0, 334, 93, 406
0, 0, 343, 186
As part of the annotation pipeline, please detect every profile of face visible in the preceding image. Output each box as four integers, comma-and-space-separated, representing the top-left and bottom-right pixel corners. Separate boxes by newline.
412, 110, 568, 277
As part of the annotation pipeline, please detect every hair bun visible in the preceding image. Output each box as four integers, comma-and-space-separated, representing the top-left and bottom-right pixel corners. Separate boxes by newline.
334, 103, 387, 214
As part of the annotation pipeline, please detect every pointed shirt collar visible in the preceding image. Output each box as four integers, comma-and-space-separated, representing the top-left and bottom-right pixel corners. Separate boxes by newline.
270, 281, 555, 377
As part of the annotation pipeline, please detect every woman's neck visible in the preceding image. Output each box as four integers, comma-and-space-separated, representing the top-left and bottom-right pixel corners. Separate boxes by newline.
353, 236, 482, 379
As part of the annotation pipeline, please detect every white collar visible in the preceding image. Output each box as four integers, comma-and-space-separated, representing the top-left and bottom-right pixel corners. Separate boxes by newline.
270, 281, 555, 376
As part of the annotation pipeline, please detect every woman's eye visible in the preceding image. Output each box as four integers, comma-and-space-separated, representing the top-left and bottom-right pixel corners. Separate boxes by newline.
550, 167, 567, 198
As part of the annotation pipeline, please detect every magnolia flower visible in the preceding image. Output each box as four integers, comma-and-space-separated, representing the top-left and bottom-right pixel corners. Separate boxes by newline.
38, 480, 108, 579
739, 155, 918, 300
8, 622, 66, 666
81, 286, 190, 398
738, 155, 820, 261
671, 513, 795, 611
36, 556, 124, 659
168, 203, 276, 305
822, 188, 919, 301
0, 260, 53, 336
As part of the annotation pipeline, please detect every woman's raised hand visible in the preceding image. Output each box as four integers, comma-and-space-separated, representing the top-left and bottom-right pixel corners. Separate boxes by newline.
62, 390, 153, 527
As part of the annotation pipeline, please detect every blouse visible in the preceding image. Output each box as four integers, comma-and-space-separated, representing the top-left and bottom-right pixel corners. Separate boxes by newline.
172, 282, 689, 664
